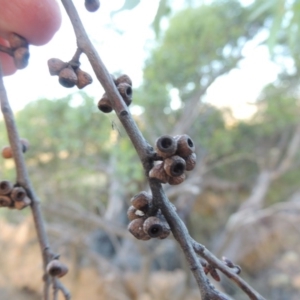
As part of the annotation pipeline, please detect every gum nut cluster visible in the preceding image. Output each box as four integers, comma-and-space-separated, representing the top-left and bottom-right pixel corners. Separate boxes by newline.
8, 33, 30, 69
47, 58, 93, 89
149, 134, 196, 185
1, 138, 30, 159
98, 74, 133, 113
127, 191, 171, 240
0, 181, 31, 210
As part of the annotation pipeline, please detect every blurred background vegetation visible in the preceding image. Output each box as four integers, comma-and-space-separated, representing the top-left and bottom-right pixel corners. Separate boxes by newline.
1, 0, 300, 299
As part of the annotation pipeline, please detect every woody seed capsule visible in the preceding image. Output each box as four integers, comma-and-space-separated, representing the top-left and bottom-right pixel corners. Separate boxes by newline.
117, 83, 132, 106
11, 186, 27, 202
168, 173, 186, 185
128, 218, 151, 240
0, 195, 12, 207
85, 0, 100, 12
143, 216, 170, 239
46, 259, 69, 278
115, 74, 132, 86
13, 47, 29, 69
14, 197, 31, 210
149, 162, 169, 184
127, 205, 141, 221
98, 94, 113, 113
58, 66, 78, 88
8, 33, 28, 49
76, 68, 93, 89
184, 153, 197, 171
155, 135, 177, 158
130, 191, 152, 212
0, 180, 13, 195
164, 155, 186, 177
48, 58, 67, 76
175, 134, 195, 157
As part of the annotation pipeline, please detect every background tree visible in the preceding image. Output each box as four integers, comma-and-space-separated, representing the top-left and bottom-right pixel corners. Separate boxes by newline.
2, 0, 300, 299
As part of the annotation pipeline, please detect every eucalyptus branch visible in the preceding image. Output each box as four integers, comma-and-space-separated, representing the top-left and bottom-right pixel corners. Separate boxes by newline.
192, 240, 266, 300
60, 1, 266, 299
60, 1, 226, 299
149, 179, 230, 300
53, 278, 71, 300
70, 47, 82, 64
0, 63, 70, 300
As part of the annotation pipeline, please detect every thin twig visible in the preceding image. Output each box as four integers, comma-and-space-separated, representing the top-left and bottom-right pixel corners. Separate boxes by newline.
0, 62, 70, 300
53, 278, 71, 300
60, 1, 230, 299
149, 179, 230, 300
61, 0, 154, 172
192, 240, 266, 300
60, 1, 267, 299
0, 62, 50, 299
52, 278, 59, 300
69, 47, 82, 67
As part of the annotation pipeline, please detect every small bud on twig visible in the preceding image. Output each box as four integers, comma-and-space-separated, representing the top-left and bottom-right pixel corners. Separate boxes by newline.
164, 155, 186, 177
128, 218, 151, 240
222, 256, 234, 268
203, 263, 220, 281
46, 259, 69, 278
20, 138, 30, 153
155, 135, 177, 158
222, 256, 242, 274
210, 268, 221, 282
2, 146, 13, 159
0, 180, 13, 195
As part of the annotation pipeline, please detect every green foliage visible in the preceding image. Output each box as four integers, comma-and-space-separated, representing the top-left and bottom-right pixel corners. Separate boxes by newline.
152, 0, 171, 38
144, 0, 262, 92
251, 0, 300, 62
110, 0, 141, 17
0, 93, 143, 208
133, 0, 268, 142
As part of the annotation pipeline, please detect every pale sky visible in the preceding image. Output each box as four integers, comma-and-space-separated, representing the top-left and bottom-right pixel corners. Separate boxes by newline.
2, 0, 279, 119
3, 0, 159, 110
